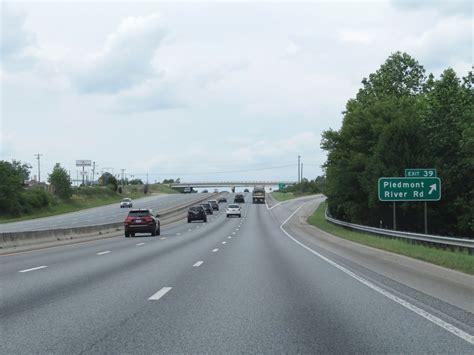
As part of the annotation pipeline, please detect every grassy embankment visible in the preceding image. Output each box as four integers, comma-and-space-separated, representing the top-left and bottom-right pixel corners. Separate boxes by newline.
308, 201, 474, 274
0, 184, 177, 223
271, 191, 315, 201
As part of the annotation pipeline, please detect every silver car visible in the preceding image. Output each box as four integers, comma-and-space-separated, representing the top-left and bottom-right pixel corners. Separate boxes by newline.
226, 204, 241, 218
120, 198, 133, 208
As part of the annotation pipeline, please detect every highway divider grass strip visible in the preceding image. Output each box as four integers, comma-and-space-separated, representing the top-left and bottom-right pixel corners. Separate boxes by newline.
308, 201, 474, 275
271, 192, 314, 202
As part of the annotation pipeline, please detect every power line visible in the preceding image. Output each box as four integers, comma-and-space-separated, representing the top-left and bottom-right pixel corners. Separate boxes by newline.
133, 163, 297, 176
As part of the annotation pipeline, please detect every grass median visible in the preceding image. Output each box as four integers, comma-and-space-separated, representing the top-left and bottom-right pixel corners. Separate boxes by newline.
272, 192, 314, 202
308, 201, 474, 275
0, 184, 178, 224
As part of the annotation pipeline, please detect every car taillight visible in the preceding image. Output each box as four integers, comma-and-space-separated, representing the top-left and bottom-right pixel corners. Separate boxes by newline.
143, 217, 153, 223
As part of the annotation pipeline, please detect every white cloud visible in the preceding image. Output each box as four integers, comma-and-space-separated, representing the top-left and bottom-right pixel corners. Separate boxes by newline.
286, 41, 301, 55
73, 13, 166, 94
0, 4, 37, 70
338, 29, 375, 45
391, 0, 472, 17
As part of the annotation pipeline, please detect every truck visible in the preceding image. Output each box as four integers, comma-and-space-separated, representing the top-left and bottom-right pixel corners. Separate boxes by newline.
252, 186, 266, 204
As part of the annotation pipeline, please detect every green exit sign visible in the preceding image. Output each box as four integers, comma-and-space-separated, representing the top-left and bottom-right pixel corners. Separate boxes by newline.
404, 169, 437, 177
378, 177, 441, 201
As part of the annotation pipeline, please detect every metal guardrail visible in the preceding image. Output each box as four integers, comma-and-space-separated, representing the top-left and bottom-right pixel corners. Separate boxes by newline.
325, 208, 474, 254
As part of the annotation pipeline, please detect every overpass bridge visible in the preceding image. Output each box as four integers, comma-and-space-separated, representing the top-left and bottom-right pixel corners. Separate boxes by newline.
169, 181, 296, 188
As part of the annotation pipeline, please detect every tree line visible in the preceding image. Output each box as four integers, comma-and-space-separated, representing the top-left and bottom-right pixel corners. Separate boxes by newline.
321, 52, 473, 237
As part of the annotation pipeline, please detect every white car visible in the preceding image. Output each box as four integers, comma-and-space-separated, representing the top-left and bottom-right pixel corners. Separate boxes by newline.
120, 198, 133, 208
226, 204, 241, 218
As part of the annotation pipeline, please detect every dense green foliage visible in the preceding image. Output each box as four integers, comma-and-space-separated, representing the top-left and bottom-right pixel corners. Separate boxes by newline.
98, 172, 118, 191
321, 52, 473, 237
0, 161, 51, 216
48, 163, 72, 199
280, 176, 326, 195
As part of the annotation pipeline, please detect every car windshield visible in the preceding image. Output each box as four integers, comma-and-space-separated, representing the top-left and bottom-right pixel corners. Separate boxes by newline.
122, 198, 131, 202
190, 207, 201, 211
228, 205, 239, 209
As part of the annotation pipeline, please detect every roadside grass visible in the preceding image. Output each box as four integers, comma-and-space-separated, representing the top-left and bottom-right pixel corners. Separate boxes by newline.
272, 191, 314, 201
0, 184, 177, 224
308, 201, 474, 275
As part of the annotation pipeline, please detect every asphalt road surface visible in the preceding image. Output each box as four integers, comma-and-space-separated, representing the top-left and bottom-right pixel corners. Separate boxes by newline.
1, 194, 473, 354
0, 193, 214, 233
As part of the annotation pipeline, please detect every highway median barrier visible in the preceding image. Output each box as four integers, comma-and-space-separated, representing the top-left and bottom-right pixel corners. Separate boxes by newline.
0, 193, 221, 250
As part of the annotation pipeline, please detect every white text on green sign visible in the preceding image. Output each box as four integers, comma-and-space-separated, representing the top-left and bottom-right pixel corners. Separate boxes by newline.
404, 169, 437, 177
378, 177, 441, 201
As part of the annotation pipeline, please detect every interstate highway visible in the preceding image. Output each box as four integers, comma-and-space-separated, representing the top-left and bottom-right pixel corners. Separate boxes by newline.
1, 193, 473, 353
0, 193, 213, 233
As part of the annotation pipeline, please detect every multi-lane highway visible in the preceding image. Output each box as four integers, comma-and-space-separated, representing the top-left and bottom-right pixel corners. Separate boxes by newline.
1, 193, 473, 353
0, 193, 213, 233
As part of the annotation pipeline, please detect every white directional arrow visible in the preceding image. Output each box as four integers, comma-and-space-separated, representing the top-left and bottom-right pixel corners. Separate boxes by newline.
428, 184, 437, 195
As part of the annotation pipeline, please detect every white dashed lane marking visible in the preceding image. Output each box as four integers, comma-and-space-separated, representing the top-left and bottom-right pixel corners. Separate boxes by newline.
97, 251, 110, 255
222, 241, 226, 244
19, 266, 48, 273
136, 243, 145, 246
212, 248, 219, 252
160, 237, 166, 240
193, 261, 204, 267
148, 287, 173, 301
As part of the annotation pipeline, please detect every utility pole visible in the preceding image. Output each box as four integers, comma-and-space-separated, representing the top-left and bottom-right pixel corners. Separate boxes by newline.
301, 162, 304, 181
34, 153, 43, 182
121, 169, 125, 185
92, 162, 97, 185
297, 155, 301, 183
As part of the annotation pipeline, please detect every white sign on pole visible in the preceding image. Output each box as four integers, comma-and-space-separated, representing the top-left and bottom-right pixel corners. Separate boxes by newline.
76, 160, 92, 166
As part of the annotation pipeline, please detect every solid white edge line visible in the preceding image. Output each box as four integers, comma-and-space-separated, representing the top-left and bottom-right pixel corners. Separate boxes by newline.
97, 251, 110, 255
212, 248, 219, 252
279, 205, 474, 345
148, 287, 172, 301
267, 201, 282, 210
19, 265, 47, 273
193, 261, 204, 267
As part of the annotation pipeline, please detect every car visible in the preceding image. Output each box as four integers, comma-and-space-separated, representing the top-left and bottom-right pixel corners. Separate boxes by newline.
226, 204, 242, 218
244, 188, 249, 192
120, 198, 133, 208
188, 206, 207, 223
200, 203, 214, 215
208, 200, 219, 211
124, 209, 160, 237
234, 194, 245, 203
202, 189, 209, 193
218, 197, 227, 203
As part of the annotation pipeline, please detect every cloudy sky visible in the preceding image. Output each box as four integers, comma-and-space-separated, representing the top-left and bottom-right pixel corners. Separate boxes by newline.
0, 0, 472, 183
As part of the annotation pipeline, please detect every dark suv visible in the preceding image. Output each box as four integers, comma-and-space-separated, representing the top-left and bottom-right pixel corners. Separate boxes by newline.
188, 206, 207, 223
234, 194, 245, 203
208, 200, 219, 211
124, 209, 160, 237
200, 203, 214, 215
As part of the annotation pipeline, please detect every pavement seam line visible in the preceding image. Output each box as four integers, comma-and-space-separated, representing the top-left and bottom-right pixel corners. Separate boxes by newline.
280, 205, 474, 346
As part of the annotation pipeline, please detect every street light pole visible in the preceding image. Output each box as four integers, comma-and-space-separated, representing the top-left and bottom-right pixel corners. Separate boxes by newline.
34, 153, 43, 182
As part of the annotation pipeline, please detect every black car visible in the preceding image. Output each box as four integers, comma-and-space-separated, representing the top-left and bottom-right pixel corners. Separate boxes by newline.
200, 203, 214, 215
234, 194, 245, 203
218, 197, 227, 203
208, 200, 219, 211
188, 206, 207, 223
202, 189, 209, 193
124, 209, 160, 237
244, 189, 249, 192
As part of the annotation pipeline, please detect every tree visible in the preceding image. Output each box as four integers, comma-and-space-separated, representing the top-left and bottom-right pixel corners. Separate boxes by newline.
98, 172, 118, 192
129, 178, 144, 185
0, 160, 24, 213
48, 163, 72, 199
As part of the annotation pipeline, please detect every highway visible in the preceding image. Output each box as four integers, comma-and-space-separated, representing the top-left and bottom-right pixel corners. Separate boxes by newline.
1, 193, 473, 354
0, 193, 213, 233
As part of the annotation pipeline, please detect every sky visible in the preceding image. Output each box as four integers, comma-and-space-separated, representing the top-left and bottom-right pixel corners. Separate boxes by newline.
0, 0, 472, 184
